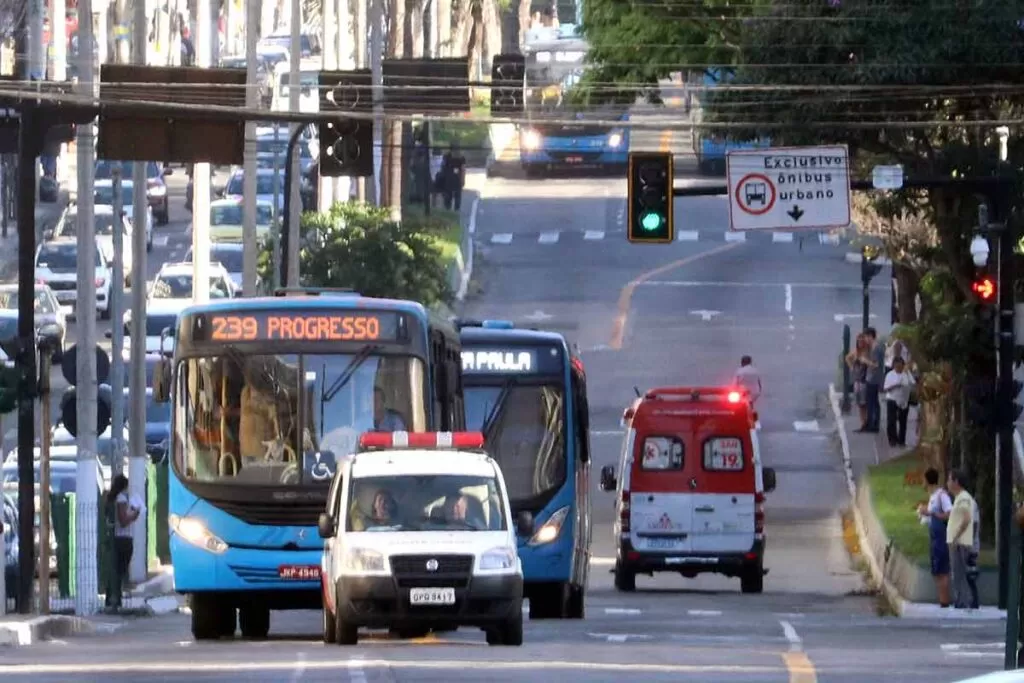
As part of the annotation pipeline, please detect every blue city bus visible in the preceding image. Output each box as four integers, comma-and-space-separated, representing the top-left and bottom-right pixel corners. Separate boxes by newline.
457, 320, 590, 619
151, 292, 465, 640
519, 25, 629, 177
693, 68, 771, 175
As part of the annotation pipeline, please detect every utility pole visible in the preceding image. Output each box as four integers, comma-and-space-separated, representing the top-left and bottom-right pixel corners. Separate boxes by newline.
75, 0, 100, 616
109, 166, 125, 475
51, 0, 67, 78
318, 0, 336, 214
271, 125, 281, 291
193, 0, 213, 303
37, 352, 51, 614
354, 0, 367, 201
29, 0, 44, 79
370, 0, 383, 205
335, 0, 351, 204
286, 0, 300, 286
241, 0, 258, 296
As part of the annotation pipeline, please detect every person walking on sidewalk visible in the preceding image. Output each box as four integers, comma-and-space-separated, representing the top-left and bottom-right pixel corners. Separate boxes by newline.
946, 469, 978, 610
734, 355, 762, 406
846, 333, 871, 429
917, 468, 952, 607
883, 356, 915, 447
858, 327, 885, 433
105, 474, 142, 610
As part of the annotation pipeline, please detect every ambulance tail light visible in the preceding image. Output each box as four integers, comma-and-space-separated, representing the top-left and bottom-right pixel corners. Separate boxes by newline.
727, 390, 742, 403
754, 492, 765, 534
357, 431, 486, 450
619, 491, 630, 533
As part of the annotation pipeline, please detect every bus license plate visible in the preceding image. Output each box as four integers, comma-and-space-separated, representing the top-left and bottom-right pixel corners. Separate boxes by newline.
565, 156, 583, 163
409, 588, 456, 606
279, 565, 321, 580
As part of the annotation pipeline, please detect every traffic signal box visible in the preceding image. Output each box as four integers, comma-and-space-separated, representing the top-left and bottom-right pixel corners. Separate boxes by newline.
318, 69, 374, 178
627, 152, 674, 243
972, 274, 997, 304
861, 245, 883, 284
490, 54, 526, 116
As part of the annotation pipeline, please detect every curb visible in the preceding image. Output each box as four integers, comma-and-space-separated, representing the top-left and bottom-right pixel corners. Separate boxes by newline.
0, 615, 96, 646
828, 383, 1006, 620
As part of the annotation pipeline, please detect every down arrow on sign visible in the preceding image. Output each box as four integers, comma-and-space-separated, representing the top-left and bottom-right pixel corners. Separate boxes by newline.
787, 205, 805, 221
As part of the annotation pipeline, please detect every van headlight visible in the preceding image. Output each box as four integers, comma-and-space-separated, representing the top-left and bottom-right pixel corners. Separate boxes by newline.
528, 506, 570, 546
479, 546, 517, 572
521, 129, 542, 150
168, 514, 227, 554
608, 130, 624, 147
342, 548, 387, 574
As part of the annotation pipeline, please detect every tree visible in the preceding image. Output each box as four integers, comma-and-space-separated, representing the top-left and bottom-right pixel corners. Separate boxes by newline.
258, 202, 453, 306
576, 0, 764, 104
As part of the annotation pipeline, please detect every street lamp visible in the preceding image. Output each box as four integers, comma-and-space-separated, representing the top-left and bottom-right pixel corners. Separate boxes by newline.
971, 234, 991, 268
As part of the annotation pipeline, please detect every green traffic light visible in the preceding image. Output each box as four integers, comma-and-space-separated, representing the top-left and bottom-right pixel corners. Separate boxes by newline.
640, 211, 663, 231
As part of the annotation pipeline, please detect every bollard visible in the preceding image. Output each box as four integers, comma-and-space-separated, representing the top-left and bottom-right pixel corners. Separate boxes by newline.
840, 324, 852, 414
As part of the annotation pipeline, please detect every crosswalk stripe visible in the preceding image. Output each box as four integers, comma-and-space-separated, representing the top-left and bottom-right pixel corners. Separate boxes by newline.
724, 232, 746, 242
490, 233, 514, 245
772, 232, 793, 243
583, 230, 605, 241
538, 231, 560, 244
676, 230, 700, 241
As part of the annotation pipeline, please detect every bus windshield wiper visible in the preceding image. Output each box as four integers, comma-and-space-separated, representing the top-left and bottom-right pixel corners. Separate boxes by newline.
482, 378, 515, 440
322, 344, 380, 404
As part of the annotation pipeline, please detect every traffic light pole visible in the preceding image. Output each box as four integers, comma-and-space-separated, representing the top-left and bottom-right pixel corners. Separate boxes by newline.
994, 186, 1015, 611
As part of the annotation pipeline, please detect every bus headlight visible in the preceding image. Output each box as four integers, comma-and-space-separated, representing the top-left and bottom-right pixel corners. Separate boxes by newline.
342, 548, 387, 574
528, 506, 570, 546
479, 546, 517, 571
608, 131, 624, 148
169, 514, 227, 554
522, 129, 542, 150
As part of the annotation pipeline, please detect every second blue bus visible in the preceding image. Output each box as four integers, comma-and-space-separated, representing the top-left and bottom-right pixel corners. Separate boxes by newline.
458, 320, 591, 619
152, 292, 465, 639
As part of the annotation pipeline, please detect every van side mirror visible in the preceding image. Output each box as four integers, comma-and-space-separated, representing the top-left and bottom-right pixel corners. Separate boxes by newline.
763, 467, 776, 493
599, 465, 617, 492
152, 357, 171, 403
317, 512, 335, 539
515, 510, 534, 537
42, 228, 53, 240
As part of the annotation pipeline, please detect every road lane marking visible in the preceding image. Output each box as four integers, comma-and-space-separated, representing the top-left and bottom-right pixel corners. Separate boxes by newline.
288, 653, 307, 683
609, 242, 744, 350
676, 230, 700, 241
793, 420, 820, 433
589, 633, 652, 643
724, 231, 746, 242
490, 233, 513, 244
659, 130, 672, 152
604, 607, 642, 615
688, 609, 722, 616
348, 655, 367, 683
785, 283, 792, 313
584, 230, 605, 241
780, 620, 817, 683
773, 232, 794, 243
538, 231, 560, 244
154, 235, 170, 247
635, 280, 889, 290
0, 660, 785, 675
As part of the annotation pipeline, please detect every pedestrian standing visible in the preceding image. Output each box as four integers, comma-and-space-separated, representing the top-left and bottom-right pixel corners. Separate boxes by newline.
858, 327, 884, 433
105, 474, 141, 610
734, 355, 762, 405
883, 356, 915, 447
440, 143, 466, 212
846, 333, 871, 429
917, 468, 952, 607
946, 469, 978, 610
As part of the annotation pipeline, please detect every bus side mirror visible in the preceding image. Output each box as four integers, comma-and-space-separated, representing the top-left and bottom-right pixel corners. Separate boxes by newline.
152, 358, 171, 403
515, 510, 534, 537
763, 467, 776, 493
317, 512, 335, 539
599, 465, 617, 492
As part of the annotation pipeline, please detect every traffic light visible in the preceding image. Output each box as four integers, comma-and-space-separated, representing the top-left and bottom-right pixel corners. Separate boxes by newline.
318, 69, 374, 178
972, 274, 997, 304
627, 151, 674, 243
965, 378, 996, 429
1009, 379, 1024, 426
861, 245, 883, 284
59, 344, 112, 437
490, 54, 525, 116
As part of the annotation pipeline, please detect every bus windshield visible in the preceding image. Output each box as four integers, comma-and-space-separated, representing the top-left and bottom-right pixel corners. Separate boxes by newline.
175, 352, 427, 486
464, 384, 566, 504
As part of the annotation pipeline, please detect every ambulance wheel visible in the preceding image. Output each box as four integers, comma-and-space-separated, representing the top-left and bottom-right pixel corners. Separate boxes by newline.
239, 606, 270, 639
190, 595, 234, 640
614, 563, 636, 592
741, 567, 764, 594
566, 584, 585, 619
322, 605, 337, 644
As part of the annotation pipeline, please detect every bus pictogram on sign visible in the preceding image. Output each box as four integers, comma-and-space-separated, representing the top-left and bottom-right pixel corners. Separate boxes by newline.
734, 173, 776, 216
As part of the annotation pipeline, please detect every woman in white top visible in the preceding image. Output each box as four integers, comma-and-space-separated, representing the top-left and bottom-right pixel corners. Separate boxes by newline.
106, 474, 140, 610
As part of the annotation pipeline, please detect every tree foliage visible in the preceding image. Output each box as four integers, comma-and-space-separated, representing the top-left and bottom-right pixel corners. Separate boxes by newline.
575, 0, 766, 104
257, 202, 453, 306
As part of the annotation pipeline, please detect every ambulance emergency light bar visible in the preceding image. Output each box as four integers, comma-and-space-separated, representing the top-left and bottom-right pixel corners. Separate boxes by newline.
357, 431, 486, 451
642, 386, 750, 403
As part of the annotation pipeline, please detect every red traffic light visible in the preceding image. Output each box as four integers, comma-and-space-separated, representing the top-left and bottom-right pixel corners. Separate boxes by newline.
972, 276, 997, 302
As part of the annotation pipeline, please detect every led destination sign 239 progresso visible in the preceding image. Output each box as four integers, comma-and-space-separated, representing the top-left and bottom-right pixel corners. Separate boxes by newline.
193, 310, 403, 343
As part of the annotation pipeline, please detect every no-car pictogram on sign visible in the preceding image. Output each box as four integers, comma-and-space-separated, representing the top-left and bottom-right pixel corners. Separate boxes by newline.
734, 173, 776, 216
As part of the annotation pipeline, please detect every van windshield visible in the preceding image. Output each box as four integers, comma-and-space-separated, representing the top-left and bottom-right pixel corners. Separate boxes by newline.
464, 384, 565, 505
346, 474, 506, 532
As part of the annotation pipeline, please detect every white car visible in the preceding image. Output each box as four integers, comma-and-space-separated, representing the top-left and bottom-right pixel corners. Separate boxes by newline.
148, 262, 236, 307
223, 168, 286, 216
122, 298, 188, 355
93, 178, 154, 252
185, 243, 244, 293
34, 238, 114, 319
50, 204, 135, 286
318, 431, 527, 646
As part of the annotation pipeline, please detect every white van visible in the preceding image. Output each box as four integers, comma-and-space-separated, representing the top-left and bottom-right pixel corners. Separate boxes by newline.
318, 431, 529, 646
271, 57, 323, 113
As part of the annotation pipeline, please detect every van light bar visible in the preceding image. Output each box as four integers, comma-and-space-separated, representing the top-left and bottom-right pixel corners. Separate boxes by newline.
357, 431, 486, 450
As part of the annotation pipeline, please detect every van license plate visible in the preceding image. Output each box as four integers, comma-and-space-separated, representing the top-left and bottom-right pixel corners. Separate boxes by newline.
409, 588, 456, 605
646, 538, 678, 550
278, 565, 320, 580
565, 156, 583, 163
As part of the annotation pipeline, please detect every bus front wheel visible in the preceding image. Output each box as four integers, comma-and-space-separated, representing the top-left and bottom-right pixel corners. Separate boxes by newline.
190, 595, 236, 640
239, 606, 271, 639
566, 584, 585, 619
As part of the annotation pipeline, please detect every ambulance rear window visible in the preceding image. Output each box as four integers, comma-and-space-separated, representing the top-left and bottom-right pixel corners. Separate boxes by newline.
703, 437, 744, 471
640, 437, 683, 471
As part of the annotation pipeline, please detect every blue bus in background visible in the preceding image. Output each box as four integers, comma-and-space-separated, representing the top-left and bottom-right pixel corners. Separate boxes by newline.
693, 68, 771, 175
458, 320, 590, 619
519, 25, 629, 177
151, 292, 465, 640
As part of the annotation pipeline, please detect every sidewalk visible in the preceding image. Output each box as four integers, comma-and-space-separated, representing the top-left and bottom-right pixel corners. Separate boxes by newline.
829, 384, 1006, 620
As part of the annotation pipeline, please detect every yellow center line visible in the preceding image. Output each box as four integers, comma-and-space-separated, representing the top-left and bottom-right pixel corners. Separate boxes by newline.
609, 242, 745, 350
659, 129, 673, 152
782, 652, 818, 683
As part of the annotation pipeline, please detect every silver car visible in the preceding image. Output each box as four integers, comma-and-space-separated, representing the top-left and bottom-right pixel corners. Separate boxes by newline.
0, 283, 66, 360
